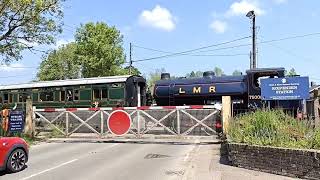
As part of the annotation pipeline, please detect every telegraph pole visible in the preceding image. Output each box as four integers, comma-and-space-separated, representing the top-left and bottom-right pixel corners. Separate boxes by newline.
246, 10, 257, 69
252, 13, 256, 69
249, 51, 253, 69
129, 42, 132, 75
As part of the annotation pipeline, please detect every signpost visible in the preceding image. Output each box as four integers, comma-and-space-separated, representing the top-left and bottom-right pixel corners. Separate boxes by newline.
261, 77, 309, 100
9, 110, 25, 133
107, 110, 131, 136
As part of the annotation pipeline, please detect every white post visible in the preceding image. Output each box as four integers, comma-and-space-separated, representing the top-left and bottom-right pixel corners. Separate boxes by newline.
177, 110, 180, 135
303, 99, 307, 118
137, 110, 140, 136
65, 112, 69, 136
100, 110, 104, 136
137, 85, 141, 107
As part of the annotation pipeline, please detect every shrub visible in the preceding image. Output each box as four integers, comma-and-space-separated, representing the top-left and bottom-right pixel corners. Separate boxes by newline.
228, 110, 315, 149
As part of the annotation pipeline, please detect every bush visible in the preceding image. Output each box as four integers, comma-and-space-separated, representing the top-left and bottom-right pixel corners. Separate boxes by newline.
312, 129, 320, 149
228, 110, 315, 149
1, 126, 35, 145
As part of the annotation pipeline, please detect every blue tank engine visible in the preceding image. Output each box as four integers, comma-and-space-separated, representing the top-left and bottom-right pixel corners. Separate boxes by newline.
153, 67, 298, 109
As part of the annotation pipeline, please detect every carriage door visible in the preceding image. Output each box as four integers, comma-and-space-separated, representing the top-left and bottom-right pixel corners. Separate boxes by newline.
247, 70, 281, 108
136, 82, 146, 107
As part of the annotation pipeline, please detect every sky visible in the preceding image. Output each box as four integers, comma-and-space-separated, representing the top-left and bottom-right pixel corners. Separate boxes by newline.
1, 0, 320, 85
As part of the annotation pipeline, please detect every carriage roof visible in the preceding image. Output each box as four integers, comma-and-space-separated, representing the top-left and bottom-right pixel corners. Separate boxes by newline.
0, 75, 131, 90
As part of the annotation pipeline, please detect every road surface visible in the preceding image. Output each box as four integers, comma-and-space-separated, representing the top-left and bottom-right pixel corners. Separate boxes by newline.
0, 142, 295, 180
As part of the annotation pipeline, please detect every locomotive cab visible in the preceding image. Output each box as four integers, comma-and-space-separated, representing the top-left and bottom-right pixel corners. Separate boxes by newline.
246, 68, 285, 108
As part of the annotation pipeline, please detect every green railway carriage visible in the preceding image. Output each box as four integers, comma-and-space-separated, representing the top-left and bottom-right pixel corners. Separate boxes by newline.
0, 75, 147, 109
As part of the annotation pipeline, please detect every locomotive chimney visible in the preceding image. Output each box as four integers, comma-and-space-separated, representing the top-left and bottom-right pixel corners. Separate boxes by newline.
161, 73, 170, 80
203, 71, 215, 78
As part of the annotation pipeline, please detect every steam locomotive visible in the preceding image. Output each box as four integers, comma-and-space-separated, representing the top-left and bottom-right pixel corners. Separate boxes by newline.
153, 67, 301, 109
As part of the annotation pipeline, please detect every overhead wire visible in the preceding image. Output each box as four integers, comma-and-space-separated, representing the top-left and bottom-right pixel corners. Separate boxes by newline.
132, 36, 251, 62
132, 44, 248, 57
132, 31, 320, 63
259, 32, 320, 44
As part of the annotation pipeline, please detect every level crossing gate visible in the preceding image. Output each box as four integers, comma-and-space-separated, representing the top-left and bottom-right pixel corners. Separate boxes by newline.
33, 105, 222, 140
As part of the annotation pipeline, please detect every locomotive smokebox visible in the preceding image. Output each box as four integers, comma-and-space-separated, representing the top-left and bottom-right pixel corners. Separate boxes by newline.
161, 73, 171, 80
203, 71, 215, 78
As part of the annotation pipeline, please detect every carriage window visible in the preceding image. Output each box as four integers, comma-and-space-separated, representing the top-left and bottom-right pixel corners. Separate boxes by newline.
8, 94, 13, 103
0, 96, 2, 104
93, 89, 101, 100
66, 89, 73, 101
18, 94, 28, 102
60, 90, 66, 101
74, 90, 79, 100
3, 93, 8, 103
101, 89, 108, 99
18, 94, 23, 102
39, 92, 54, 101
111, 83, 120, 88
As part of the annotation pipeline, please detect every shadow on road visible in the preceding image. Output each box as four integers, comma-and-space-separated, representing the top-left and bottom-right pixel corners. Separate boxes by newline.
219, 142, 232, 165
0, 165, 28, 176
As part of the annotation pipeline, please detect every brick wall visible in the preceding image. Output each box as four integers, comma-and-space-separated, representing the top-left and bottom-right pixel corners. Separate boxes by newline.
228, 143, 320, 179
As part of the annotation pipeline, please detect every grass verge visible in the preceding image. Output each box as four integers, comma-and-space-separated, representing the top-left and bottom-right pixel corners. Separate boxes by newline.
228, 110, 320, 149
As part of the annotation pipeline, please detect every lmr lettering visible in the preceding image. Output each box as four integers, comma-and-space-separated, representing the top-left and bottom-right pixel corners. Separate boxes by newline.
209, 86, 216, 93
179, 85, 216, 94
193, 87, 201, 93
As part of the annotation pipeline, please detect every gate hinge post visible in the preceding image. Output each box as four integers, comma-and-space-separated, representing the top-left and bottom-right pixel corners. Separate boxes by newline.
100, 110, 104, 137
65, 112, 69, 137
177, 109, 181, 135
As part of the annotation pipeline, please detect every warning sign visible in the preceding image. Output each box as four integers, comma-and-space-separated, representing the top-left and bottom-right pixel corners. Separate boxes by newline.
9, 110, 25, 133
107, 110, 131, 136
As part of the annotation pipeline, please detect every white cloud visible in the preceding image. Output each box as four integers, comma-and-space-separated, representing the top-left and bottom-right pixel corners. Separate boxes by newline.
210, 20, 228, 33
139, 5, 176, 31
0, 63, 26, 72
55, 39, 74, 48
273, 0, 288, 4
226, 0, 265, 17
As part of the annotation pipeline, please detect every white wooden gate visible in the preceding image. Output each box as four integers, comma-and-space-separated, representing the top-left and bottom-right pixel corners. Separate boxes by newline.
34, 105, 222, 138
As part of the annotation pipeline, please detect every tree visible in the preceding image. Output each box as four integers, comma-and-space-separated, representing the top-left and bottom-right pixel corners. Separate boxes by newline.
75, 22, 126, 77
186, 71, 203, 78
214, 67, 224, 76
124, 66, 141, 76
147, 68, 166, 94
37, 43, 80, 81
232, 70, 242, 76
286, 68, 297, 76
189, 71, 196, 78
0, 0, 64, 63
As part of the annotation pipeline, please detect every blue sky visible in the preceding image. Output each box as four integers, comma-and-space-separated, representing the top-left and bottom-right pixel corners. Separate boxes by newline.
2, 0, 320, 84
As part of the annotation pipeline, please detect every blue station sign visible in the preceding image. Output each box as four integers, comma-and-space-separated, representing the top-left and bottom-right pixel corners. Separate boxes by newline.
9, 110, 25, 133
261, 77, 309, 100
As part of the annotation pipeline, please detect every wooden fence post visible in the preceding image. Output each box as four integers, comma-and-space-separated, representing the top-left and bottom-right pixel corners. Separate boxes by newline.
222, 96, 232, 134
314, 98, 320, 128
24, 99, 34, 137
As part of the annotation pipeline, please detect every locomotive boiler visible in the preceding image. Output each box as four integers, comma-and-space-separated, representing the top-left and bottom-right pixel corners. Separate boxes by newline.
153, 67, 299, 109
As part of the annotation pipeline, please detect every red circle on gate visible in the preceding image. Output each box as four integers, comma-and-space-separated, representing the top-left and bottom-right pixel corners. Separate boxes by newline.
107, 110, 131, 135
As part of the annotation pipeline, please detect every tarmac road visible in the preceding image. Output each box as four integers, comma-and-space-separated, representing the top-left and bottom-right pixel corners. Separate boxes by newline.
0, 142, 295, 180
0, 142, 197, 180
